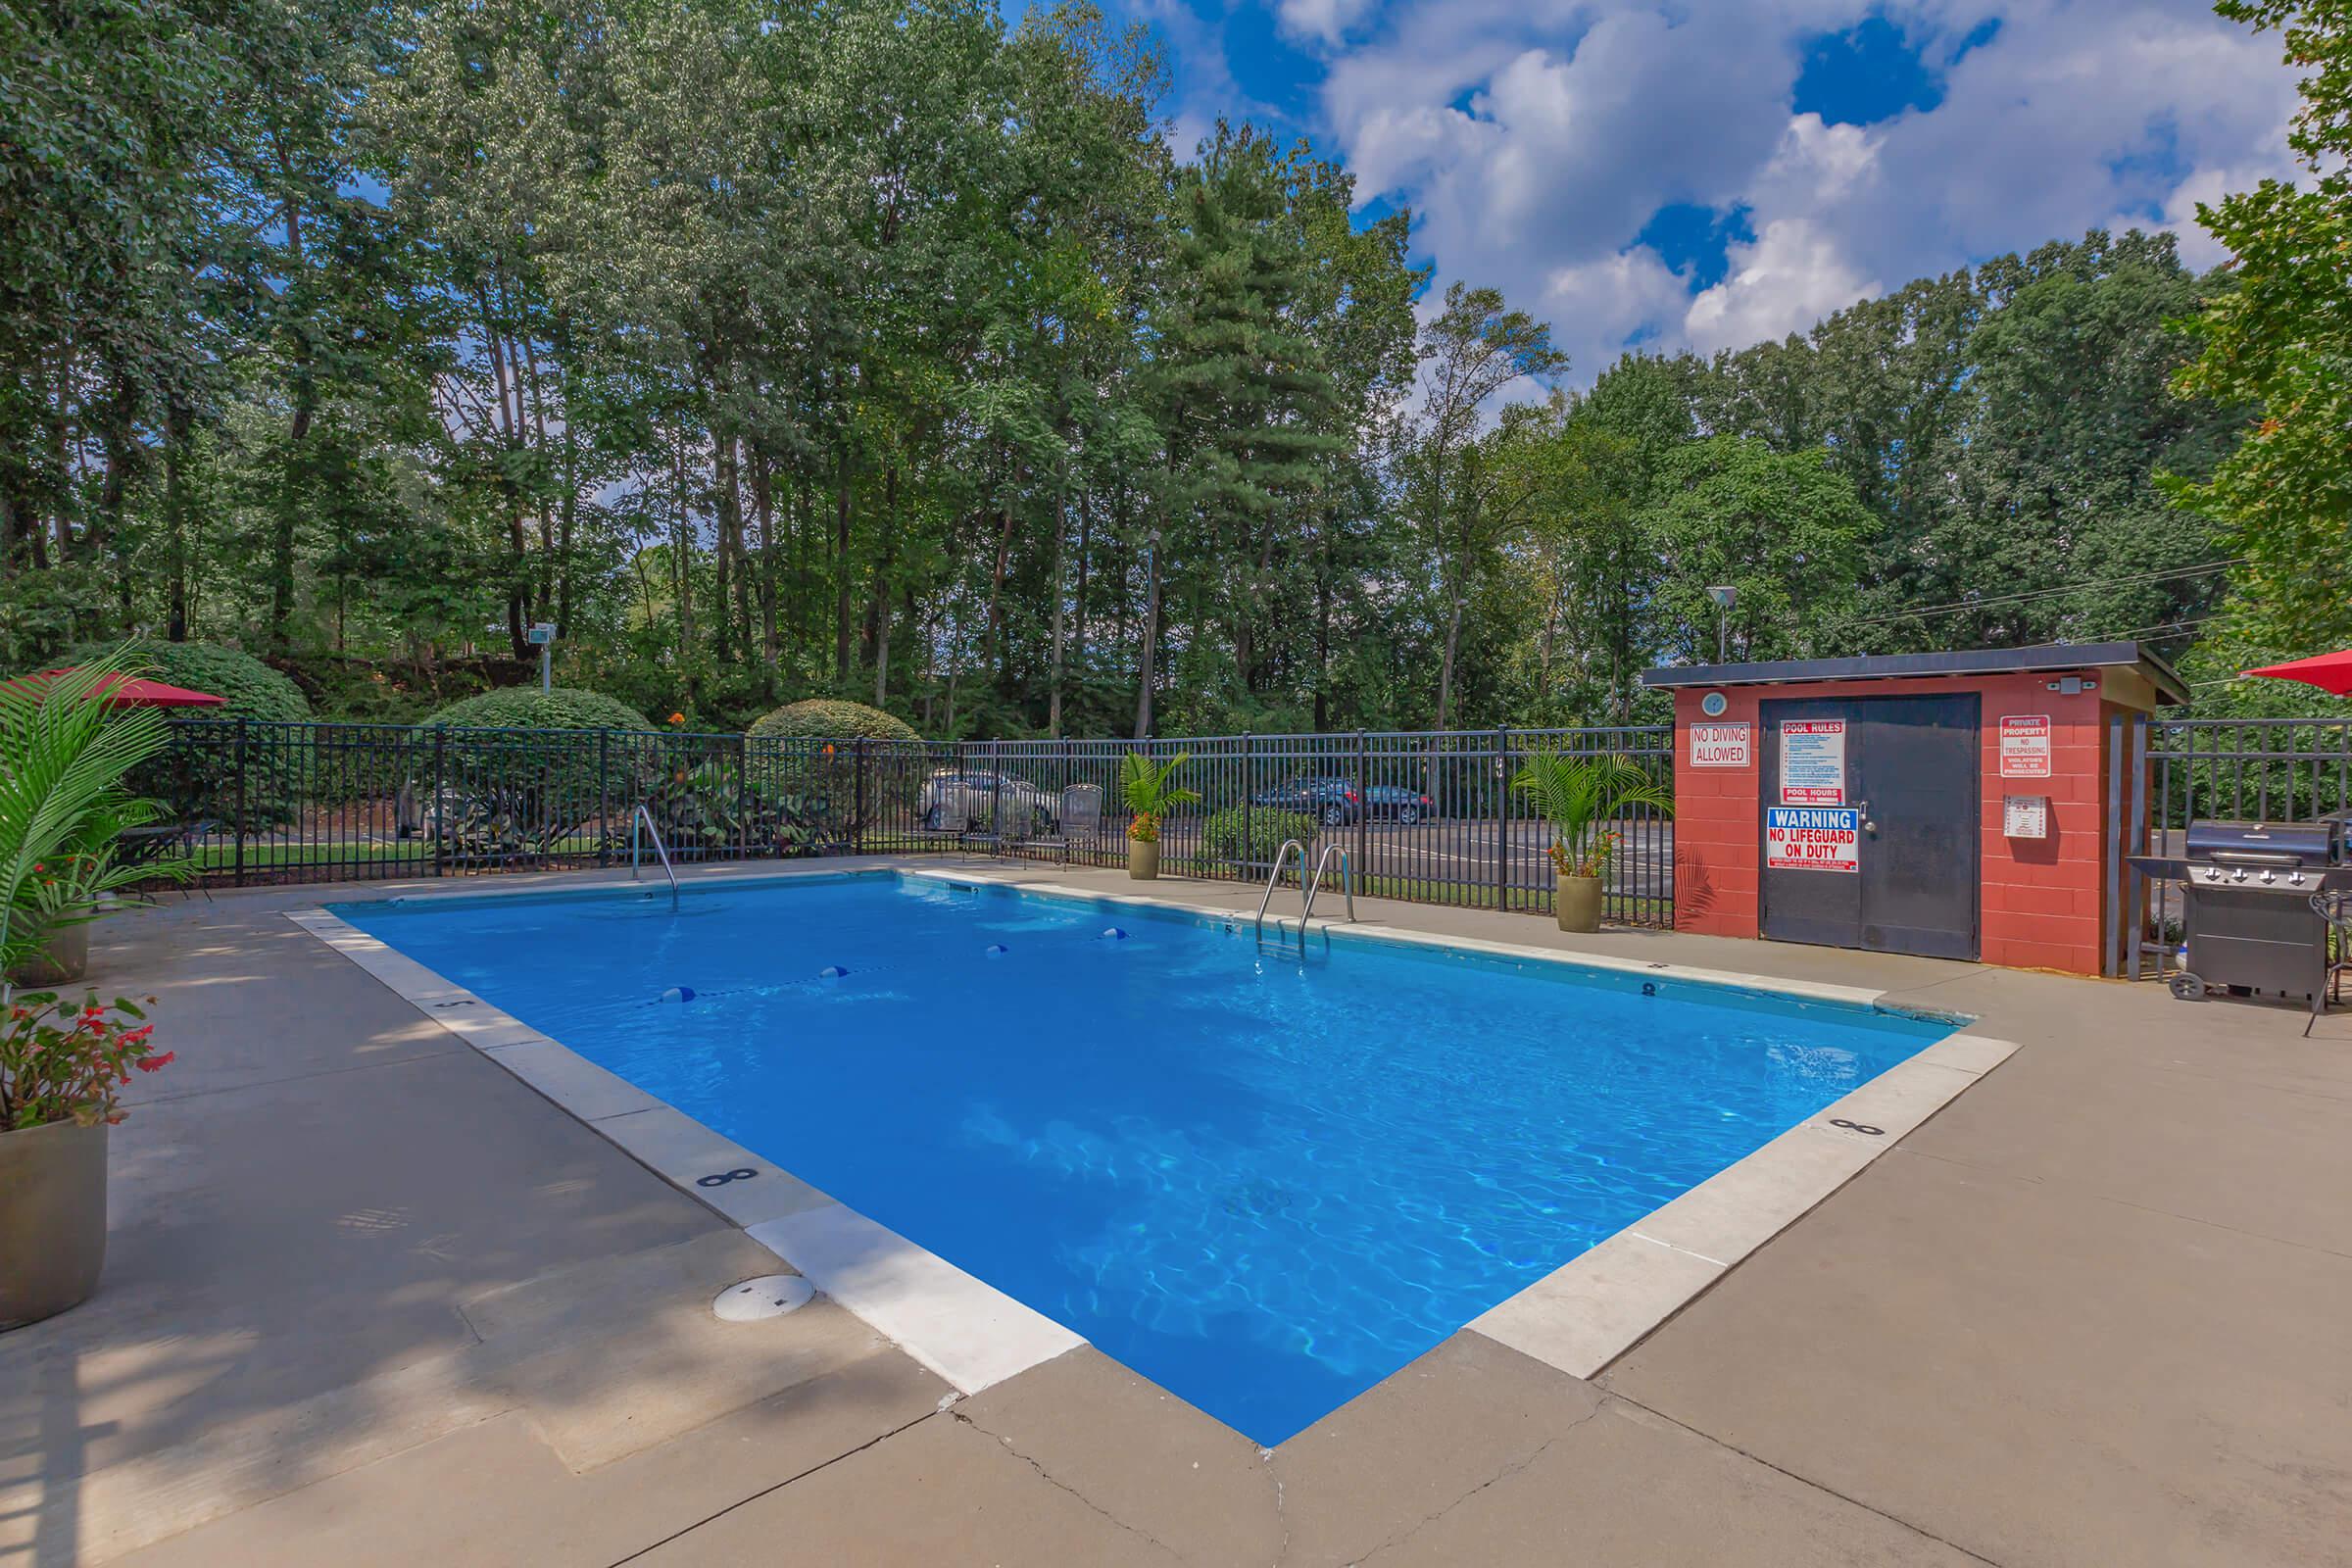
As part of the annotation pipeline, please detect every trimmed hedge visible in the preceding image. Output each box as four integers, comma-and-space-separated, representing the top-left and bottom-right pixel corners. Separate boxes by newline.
1201, 806, 1318, 866
419, 687, 656, 734
748, 700, 922, 840
409, 688, 661, 854
749, 698, 918, 743
80, 640, 314, 830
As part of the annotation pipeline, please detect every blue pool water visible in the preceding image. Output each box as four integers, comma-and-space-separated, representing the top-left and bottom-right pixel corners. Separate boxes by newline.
337, 872, 1952, 1443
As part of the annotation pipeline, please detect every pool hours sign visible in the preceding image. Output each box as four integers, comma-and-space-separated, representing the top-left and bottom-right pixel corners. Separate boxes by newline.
1778, 719, 1847, 805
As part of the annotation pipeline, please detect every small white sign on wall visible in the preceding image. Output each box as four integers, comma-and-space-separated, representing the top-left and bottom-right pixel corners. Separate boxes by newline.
1689, 721, 1751, 767
2003, 795, 2049, 839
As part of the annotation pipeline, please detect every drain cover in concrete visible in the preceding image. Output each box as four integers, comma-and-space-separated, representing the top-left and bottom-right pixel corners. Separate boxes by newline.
714, 1274, 814, 1321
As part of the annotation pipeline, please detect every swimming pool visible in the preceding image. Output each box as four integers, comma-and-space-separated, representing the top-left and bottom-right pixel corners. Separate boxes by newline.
335, 871, 1956, 1444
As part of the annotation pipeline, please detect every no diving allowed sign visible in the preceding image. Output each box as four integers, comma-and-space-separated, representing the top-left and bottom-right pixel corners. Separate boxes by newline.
1767, 806, 1860, 872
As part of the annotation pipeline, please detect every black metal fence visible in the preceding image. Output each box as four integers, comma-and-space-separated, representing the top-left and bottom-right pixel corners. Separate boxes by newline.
149, 719, 1677, 926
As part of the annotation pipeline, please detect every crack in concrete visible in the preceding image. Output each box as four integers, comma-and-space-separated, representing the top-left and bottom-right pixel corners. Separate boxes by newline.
1598, 1394, 2011, 1568
948, 1407, 1189, 1564
1341, 1399, 1608, 1567
605, 1406, 940, 1566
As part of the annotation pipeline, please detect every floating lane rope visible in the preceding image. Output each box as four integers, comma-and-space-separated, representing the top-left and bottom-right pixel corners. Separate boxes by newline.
658, 985, 696, 1004
818, 964, 852, 979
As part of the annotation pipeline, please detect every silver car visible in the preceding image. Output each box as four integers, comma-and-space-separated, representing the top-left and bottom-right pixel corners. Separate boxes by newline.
919, 767, 1058, 833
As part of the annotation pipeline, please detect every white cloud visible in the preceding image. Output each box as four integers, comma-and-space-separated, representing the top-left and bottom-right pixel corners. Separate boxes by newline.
1685, 218, 1882, 352
1303, 0, 2301, 380
1276, 0, 1380, 48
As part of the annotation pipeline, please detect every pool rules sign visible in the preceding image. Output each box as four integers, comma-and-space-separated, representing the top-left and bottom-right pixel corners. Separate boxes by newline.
1778, 719, 1847, 805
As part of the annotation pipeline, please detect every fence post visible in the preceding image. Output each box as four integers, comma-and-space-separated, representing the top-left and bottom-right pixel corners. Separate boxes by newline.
853, 738, 867, 855
2126, 714, 2151, 980
597, 728, 612, 867
232, 718, 248, 889
1355, 730, 1369, 888
432, 726, 447, 879
1494, 726, 1510, 909
737, 731, 751, 861
1241, 732, 1252, 874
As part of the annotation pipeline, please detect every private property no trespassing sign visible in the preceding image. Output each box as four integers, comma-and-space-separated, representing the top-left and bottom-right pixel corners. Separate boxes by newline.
1689, 721, 1751, 767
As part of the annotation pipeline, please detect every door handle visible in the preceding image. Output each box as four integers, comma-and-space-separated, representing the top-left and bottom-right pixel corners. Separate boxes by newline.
1857, 800, 1876, 834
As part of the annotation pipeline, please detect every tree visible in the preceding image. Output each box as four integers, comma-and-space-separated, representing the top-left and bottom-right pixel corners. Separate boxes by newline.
2171, 1, 2352, 665
1642, 437, 1871, 664
1403, 283, 1565, 731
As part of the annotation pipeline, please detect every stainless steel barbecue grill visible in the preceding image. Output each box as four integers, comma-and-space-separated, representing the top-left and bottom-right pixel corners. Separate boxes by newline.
2131, 815, 2352, 1010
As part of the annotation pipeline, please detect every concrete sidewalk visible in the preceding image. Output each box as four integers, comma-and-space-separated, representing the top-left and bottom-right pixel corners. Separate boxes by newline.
5, 858, 2348, 1566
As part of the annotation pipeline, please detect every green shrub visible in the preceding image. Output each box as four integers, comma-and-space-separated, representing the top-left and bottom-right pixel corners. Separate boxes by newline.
1201, 806, 1318, 866
419, 687, 656, 734
748, 700, 924, 844
411, 688, 660, 858
748, 698, 918, 743
74, 639, 313, 831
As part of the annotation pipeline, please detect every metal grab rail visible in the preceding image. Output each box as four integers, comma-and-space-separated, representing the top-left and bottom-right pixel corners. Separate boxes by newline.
1301, 843, 1355, 928
1254, 839, 1309, 937
629, 803, 679, 911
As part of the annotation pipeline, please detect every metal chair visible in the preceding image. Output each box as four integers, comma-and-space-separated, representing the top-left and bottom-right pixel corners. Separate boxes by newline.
1028, 784, 1102, 865
2308, 888, 2352, 1036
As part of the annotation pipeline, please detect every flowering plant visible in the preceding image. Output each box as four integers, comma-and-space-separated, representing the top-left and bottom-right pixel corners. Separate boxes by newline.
1119, 752, 1196, 844
2, 991, 169, 1130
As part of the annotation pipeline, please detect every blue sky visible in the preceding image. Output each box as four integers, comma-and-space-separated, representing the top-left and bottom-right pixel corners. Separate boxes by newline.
1099, 0, 2300, 378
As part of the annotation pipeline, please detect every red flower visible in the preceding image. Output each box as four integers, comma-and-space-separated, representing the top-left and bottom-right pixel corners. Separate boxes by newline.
134, 1051, 175, 1074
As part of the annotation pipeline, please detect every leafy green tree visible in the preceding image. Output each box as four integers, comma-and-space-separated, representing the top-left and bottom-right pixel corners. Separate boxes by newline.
2171, 1, 2352, 670
1642, 437, 1871, 664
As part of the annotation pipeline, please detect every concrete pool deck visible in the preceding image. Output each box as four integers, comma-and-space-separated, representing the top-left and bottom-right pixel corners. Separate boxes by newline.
7, 857, 2351, 1565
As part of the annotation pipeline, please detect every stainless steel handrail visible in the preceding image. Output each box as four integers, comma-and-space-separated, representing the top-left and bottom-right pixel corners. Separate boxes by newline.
1254, 839, 1309, 937
1300, 843, 1355, 928
630, 803, 679, 911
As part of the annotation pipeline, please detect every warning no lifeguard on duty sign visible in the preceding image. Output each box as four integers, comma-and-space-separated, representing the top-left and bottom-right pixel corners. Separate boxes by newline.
1766, 806, 1861, 872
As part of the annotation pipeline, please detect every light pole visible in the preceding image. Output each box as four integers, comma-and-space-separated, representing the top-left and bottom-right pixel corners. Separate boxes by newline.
1705, 585, 1738, 662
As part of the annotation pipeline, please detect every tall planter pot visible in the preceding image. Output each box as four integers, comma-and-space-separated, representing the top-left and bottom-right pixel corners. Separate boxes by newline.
1129, 839, 1160, 881
1555, 873, 1603, 934
0, 1118, 109, 1330
9, 921, 89, 987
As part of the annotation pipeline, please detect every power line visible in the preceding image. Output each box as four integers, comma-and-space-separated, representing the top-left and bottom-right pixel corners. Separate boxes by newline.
2098, 612, 2222, 642
1834, 560, 2242, 629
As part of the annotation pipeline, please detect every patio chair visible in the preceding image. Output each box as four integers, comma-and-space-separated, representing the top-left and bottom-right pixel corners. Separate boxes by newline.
1028, 784, 1102, 865
117, 817, 218, 902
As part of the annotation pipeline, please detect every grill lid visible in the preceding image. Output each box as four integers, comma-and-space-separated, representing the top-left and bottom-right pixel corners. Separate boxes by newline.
2183, 818, 2344, 867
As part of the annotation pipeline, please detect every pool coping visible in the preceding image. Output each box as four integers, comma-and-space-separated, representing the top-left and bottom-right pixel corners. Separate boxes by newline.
284, 862, 2018, 1427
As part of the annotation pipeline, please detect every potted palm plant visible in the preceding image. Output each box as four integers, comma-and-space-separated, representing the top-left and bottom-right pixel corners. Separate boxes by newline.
1, 653, 181, 1328
1511, 747, 1673, 934
1120, 751, 1199, 880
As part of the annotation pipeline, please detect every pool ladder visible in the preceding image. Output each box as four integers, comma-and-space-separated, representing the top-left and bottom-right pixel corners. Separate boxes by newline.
1254, 838, 1354, 942
629, 804, 679, 911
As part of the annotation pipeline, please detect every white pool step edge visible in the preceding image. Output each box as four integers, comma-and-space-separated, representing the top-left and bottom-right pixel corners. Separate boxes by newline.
285, 886, 2016, 1405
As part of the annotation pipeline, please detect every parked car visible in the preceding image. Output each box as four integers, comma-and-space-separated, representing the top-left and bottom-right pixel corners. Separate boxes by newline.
1249, 775, 1434, 827
919, 767, 1059, 833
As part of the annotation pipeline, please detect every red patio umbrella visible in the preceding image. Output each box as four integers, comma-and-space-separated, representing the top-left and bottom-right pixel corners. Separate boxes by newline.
2242, 650, 2352, 697
23, 668, 228, 709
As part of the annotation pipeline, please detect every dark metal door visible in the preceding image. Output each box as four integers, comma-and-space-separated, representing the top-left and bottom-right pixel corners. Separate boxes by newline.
1761, 695, 1980, 960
